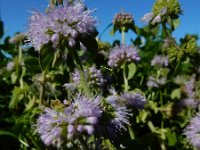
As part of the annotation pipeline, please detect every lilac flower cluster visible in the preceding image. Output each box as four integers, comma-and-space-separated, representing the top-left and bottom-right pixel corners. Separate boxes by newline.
27, 1, 96, 50
141, 8, 167, 25
151, 55, 169, 67
112, 12, 133, 26
36, 95, 102, 147
184, 113, 200, 148
121, 92, 146, 109
106, 95, 131, 132
108, 45, 140, 67
72, 67, 105, 88
105, 90, 146, 132
184, 75, 195, 98
147, 76, 166, 88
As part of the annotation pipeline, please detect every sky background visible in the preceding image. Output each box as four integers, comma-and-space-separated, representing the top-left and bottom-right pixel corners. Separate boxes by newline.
1, 0, 200, 44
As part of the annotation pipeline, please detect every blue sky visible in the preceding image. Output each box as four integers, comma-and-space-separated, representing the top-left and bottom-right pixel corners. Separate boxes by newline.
1, 0, 200, 44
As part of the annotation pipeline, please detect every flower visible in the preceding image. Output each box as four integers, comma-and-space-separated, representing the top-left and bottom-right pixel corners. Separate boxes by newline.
184, 75, 195, 98
36, 107, 65, 147
121, 92, 146, 109
147, 76, 166, 88
151, 55, 169, 67
72, 67, 105, 89
113, 12, 133, 26
36, 95, 102, 147
141, 12, 153, 23
27, 1, 97, 50
151, 14, 161, 25
105, 93, 131, 132
184, 113, 200, 148
179, 98, 198, 109
108, 45, 140, 67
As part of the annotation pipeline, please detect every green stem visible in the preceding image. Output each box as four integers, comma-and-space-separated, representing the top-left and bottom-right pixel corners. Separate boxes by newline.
123, 63, 128, 92
39, 70, 46, 105
121, 28, 125, 45
162, 22, 170, 38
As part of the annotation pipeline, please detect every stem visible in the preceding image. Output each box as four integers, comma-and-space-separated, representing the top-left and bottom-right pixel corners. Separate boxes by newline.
39, 70, 46, 105
123, 63, 128, 92
162, 22, 169, 38
121, 28, 125, 45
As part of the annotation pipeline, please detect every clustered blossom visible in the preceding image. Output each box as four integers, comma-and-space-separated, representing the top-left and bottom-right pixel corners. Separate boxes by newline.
113, 12, 133, 26
142, 8, 167, 25
151, 55, 169, 67
36, 95, 102, 147
121, 92, 146, 109
108, 45, 140, 67
72, 67, 105, 88
106, 96, 131, 132
147, 76, 166, 88
184, 75, 195, 98
184, 113, 200, 148
27, 1, 97, 50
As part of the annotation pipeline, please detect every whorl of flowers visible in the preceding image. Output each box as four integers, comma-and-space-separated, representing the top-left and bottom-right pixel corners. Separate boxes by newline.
106, 95, 131, 131
27, 1, 97, 50
151, 55, 169, 67
72, 67, 105, 88
184, 113, 200, 148
113, 12, 133, 27
121, 92, 146, 109
183, 75, 195, 98
147, 76, 166, 88
36, 95, 102, 148
108, 45, 140, 67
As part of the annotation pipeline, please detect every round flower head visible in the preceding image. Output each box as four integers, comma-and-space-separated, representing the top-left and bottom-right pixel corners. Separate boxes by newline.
184, 113, 200, 148
36, 95, 102, 148
27, 1, 97, 50
108, 45, 140, 67
121, 92, 146, 109
105, 95, 131, 132
64, 95, 102, 137
151, 55, 168, 67
184, 75, 195, 98
112, 12, 134, 32
72, 67, 105, 89
147, 76, 166, 88
36, 107, 65, 147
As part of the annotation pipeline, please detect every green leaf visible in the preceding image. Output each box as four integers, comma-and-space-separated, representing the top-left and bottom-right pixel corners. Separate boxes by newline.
0, 130, 17, 139
166, 131, 177, 146
172, 18, 180, 30
128, 63, 136, 80
171, 88, 181, 99
128, 126, 135, 140
39, 45, 55, 69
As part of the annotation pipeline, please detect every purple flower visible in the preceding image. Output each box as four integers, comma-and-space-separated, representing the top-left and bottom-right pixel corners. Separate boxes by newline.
36, 107, 65, 147
184, 113, 200, 148
184, 75, 195, 98
109, 106, 131, 131
27, 1, 97, 50
179, 98, 198, 109
106, 96, 131, 132
36, 95, 102, 147
108, 45, 140, 67
141, 12, 153, 23
121, 92, 146, 109
151, 55, 168, 67
71, 67, 105, 89
112, 12, 133, 26
147, 76, 166, 88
